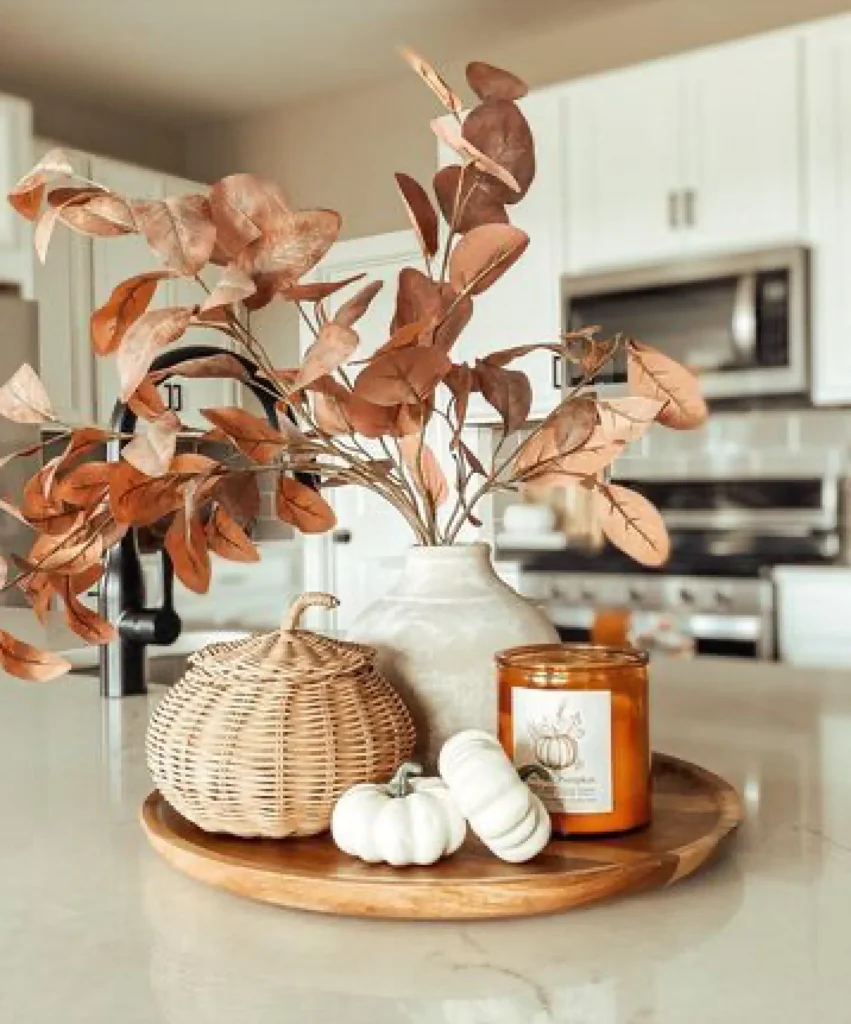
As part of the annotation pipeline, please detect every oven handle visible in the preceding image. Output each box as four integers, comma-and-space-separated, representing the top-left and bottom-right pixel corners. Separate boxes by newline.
731, 272, 758, 363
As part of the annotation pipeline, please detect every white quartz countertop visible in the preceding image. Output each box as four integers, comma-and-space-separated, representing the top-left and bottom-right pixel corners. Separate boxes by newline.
2, 657, 850, 1024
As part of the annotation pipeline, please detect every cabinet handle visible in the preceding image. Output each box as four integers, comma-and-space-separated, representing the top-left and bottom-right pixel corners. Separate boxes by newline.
684, 189, 697, 228
173, 383, 183, 413
668, 191, 680, 229
552, 354, 563, 391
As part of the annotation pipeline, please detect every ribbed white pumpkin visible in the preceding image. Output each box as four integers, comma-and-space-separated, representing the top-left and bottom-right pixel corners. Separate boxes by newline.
439, 730, 551, 863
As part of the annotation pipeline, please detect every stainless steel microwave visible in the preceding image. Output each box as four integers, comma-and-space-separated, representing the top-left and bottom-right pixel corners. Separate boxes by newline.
562, 246, 809, 400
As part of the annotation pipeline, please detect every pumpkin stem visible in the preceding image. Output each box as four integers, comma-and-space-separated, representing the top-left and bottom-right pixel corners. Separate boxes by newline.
388, 761, 423, 798
518, 764, 552, 783
280, 591, 340, 634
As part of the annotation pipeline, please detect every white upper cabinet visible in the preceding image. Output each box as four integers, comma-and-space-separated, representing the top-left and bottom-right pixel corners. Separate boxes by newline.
564, 32, 804, 274
564, 61, 683, 271
0, 96, 35, 297
32, 141, 95, 425
437, 91, 566, 421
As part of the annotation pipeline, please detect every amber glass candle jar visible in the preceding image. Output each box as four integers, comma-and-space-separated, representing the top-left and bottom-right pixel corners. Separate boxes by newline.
497, 644, 650, 836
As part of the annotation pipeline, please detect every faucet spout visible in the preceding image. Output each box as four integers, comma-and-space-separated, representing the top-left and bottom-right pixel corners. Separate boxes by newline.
99, 344, 280, 699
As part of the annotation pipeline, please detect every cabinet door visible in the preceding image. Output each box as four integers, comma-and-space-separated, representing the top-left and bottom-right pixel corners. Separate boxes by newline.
685, 33, 803, 254
32, 142, 94, 425
436, 93, 565, 421
563, 61, 683, 274
0, 96, 35, 297
805, 17, 851, 405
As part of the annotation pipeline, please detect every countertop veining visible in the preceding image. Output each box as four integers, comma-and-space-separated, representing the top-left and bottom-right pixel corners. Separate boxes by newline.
1, 657, 850, 1023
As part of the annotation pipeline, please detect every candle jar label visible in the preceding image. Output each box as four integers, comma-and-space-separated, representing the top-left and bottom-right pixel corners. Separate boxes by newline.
511, 688, 613, 814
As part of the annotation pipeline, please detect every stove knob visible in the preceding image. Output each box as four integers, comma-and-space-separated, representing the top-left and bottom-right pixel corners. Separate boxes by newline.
679, 587, 696, 606
580, 586, 595, 603
714, 590, 733, 608
628, 586, 645, 605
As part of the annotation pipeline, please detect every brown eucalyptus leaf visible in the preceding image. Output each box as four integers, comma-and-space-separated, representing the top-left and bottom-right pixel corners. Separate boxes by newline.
462, 99, 535, 205
53, 462, 112, 508
353, 347, 451, 406
205, 505, 260, 563
52, 577, 115, 644
150, 353, 250, 385
393, 270, 472, 351
120, 413, 180, 477
211, 472, 261, 526
0, 364, 55, 424
132, 194, 215, 276
20, 459, 77, 533
201, 407, 290, 464
485, 342, 562, 367
33, 204, 64, 264
109, 462, 186, 526
431, 118, 521, 195
197, 265, 256, 317
433, 165, 508, 233
627, 340, 708, 430
63, 563, 105, 596
47, 185, 104, 208
466, 62, 528, 102
433, 284, 474, 351
335, 280, 383, 329
515, 424, 622, 485
593, 483, 671, 568
60, 194, 135, 236
59, 426, 110, 468
400, 48, 464, 114
278, 273, 365, 303
550, 397, 598, 451
372, 322, 423, 358
311, 383, 398, 439
165, 510, 211, 594
597, 396, 663, 446
295, 322, 359, 389
91, 270, 175, 356
398, 435, 448, 508
458, 439, 487, 477
117, 306, 193, 400
128, 377, 169, 421
0, 631, 72, 681
12, 557, 53, 623
312, 391, 350, 436
444, 363, 475, 439
475, 360, 531, 434
449, 223, 528, 296
275, 477, 336, 534
29, 516, 126, 576
209, 174, 289, 258
7, 148, 73, 221
392, 401, 430, 438
394, 173, 439, 259
241, 209, 340, 278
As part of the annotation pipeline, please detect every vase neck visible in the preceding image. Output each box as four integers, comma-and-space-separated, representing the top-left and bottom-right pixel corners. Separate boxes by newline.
393, 544, 504, 599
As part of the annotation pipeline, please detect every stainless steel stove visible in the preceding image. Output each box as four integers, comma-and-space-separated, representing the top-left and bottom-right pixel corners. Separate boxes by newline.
513, 468, 849, 660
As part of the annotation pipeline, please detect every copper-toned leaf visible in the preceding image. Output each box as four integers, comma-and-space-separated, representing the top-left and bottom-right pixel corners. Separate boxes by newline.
205, 505, 260, 563
197, 264, 256, 317
515, 424, 621, 485
132, 194, 215, 275
47, 185, 104, 208
462, 99, 535, 205
165, 510, 211, 594
311, 381, 398, 439
91, 270, 175, 356
150, 353, 250, 386
109, 462, 186, 526
431, 118, 521, 195
444, 363, 475, 440
279, 273, 366, 303
296, 322, 359, 389
61, 426, 110, 466
394, 270, 472, 351
0, 364, 55, 424
466, 62, 528, 103
458, 439, 487, 477
475, 360, 531, 434
201, 407, 291, 464
275, 477, 337, 534
53, 462, 112, 508
485, 342, 562, 367
627, 340, 708, 430
400, 48, 463, 115
550, 397, 598, 451
20, 458, 78, 534
64, 563, 105, 596
241, 209, 341, 279
433, 165, 508, 233
597, 396, 663, 446
120, 413, 180, 477
593, 483, 671, 568
449, 223, 528, 296
33, 204, 64, 264
52, 577, 115, 644
29, 515, 126, 576
128, 378, 169, 422
60, 194, 135, 237
117, 306, 193, 400
354, 347, 451, 406
0, 631, 71, 682
7, 148, 73, 221
334, 280, 383, 329
209, 174, 289, 259
394, 173, 439, 260
372, 321, 423, 358
211, 472, 261, 526
398, 435, 448, 508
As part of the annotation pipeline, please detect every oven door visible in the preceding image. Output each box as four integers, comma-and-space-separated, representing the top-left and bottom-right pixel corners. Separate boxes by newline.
562, 246, 808, 400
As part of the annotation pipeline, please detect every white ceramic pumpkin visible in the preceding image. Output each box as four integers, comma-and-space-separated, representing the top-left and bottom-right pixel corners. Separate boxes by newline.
438, 729, 551, 864
331, 762, 466, 867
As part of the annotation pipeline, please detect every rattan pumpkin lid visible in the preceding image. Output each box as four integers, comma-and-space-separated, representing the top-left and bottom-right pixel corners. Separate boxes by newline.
189, 592, 374, 681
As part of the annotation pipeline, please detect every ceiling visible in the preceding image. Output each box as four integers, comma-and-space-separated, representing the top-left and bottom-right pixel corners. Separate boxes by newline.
0, 0, 600, 124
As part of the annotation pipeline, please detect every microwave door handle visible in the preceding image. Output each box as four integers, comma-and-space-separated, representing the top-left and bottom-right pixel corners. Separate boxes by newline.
731, 273, 758, 364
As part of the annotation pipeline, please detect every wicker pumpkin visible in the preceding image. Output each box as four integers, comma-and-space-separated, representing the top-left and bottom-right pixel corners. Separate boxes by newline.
145, 592, 416, 838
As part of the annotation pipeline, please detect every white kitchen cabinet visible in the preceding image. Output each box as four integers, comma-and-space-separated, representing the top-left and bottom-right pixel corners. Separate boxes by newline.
564, 32, 804, 274
0, 95, 35, 298
774, 567, 851, 667
32, 141, 95, 425
805, 15, 851, 405
437, 90, 565, 421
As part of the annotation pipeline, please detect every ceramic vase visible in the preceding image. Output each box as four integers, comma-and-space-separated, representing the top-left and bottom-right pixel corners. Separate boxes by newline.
347, 542, 559, 767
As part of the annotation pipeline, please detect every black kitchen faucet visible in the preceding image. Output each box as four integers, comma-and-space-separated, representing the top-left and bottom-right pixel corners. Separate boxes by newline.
99, 344, 281, 698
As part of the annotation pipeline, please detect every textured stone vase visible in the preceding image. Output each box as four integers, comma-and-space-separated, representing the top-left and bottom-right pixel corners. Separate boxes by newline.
347, 543, 559, 767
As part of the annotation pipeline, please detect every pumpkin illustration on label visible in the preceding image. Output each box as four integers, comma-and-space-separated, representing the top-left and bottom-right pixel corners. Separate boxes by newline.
528, 704, 585, 772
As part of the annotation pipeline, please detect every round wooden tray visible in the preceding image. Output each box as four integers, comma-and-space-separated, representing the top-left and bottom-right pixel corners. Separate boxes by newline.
140, 753, 743, 920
